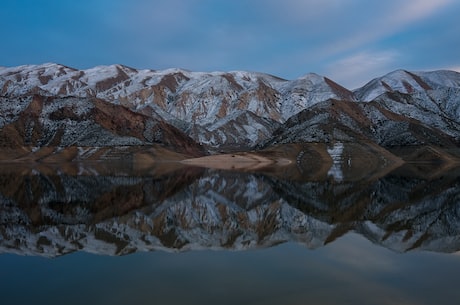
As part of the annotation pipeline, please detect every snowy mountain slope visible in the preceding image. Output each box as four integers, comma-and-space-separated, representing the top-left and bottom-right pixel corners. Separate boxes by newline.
354, 69, 460, 101
188, 110, 281, 149
0, 64, 356, 148
1, 64, 460, 151
2, 64, 460, 257
0, 64, 349, 121
262, 98, 459, 149
352, 69, 460, 140
0, 95, 204, 156
277, 73, 355, 120
371, 91, 460, 140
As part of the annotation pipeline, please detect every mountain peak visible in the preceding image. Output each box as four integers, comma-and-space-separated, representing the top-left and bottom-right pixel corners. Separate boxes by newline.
297, 72, 325, 82
1, 63, 460, 165
416, 69, 460, 89
354, 69, 434, 101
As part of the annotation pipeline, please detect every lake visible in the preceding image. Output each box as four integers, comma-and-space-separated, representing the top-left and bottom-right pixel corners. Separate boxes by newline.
1, 160, 460, 305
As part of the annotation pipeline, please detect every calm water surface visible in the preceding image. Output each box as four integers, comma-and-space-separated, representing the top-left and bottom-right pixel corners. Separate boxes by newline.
1, 161, 460, 305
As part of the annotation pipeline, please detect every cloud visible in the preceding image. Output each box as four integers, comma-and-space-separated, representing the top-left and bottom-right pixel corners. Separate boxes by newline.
447, 66, 460, 73
325, 50, 399, 89
1, 0, 458, 79
308, 0, 455, 59
393, 0, 454, 24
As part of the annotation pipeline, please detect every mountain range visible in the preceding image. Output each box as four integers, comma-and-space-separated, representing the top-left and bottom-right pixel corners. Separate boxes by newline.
1, 64, 460, 257
1, 63, 460, 165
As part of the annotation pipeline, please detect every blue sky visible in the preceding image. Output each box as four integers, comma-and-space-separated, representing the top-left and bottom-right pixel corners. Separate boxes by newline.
1, 0, 460, 88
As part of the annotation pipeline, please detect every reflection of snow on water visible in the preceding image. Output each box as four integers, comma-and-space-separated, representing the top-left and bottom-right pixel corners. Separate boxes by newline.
327, 142, 344, 182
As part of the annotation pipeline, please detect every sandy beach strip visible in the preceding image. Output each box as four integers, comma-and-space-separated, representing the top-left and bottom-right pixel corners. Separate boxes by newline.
181, 153, 292, 171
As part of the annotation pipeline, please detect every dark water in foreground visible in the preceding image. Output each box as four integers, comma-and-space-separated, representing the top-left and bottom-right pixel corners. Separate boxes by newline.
1, 161, 460, 304
2, 236, 460, 305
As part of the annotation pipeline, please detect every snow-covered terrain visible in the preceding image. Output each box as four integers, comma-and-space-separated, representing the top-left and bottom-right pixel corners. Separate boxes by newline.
2, 63, 459, 149
0, 63, 357, 148
1, 64, 460, 257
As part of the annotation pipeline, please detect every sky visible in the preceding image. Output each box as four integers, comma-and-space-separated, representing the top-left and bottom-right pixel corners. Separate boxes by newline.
1, 0, 460, 89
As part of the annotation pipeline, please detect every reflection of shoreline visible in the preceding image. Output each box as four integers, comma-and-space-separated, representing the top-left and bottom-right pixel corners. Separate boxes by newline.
0, 159, 460, 257
2, 143, 459, 180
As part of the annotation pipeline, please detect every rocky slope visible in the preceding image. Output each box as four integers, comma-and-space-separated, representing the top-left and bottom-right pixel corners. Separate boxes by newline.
0, 94, 205, 158
261, 98, 460, 149
2, 64, 460, 257
7, 64, 459, 153
1, 64, 348, 150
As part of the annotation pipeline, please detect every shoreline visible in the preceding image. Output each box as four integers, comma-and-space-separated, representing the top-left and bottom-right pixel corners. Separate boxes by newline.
181, 152, 292, 171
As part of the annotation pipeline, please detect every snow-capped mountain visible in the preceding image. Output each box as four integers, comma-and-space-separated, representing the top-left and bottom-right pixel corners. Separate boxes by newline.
0, 63, 350, 121
2, 64, 460, 258
1, 63, 460, 153
0, 62, 460, 168
0, 63, 358, 149
354, 69, 460, 101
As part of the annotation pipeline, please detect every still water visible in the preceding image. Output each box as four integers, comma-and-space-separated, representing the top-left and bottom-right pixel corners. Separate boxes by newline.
1, 160, 460, 305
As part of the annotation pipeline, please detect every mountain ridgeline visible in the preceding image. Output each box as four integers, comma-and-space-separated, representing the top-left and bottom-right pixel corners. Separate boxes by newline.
2, 64, 460, 257
1, 63, 460, 162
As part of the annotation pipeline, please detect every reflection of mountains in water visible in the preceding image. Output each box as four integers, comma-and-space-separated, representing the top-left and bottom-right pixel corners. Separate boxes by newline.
1, 160, 460, 257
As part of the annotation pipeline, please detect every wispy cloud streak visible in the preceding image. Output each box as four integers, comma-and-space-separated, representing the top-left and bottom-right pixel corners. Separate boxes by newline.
326, 50, 399, 89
